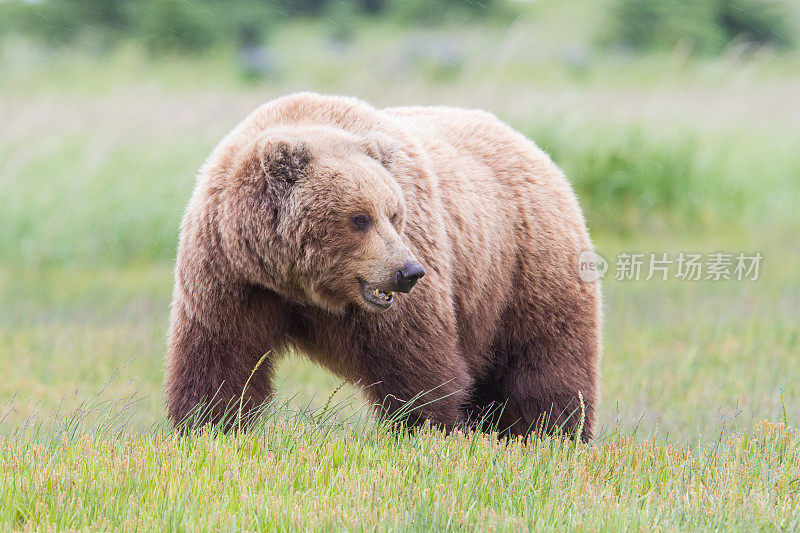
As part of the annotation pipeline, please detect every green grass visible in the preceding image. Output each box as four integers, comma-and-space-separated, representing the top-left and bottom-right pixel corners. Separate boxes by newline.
2, 23, 800, 529
3, 413, 799, 530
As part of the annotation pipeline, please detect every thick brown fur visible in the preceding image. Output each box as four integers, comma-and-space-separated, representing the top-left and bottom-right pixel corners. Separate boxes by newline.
165, 92, 602, 441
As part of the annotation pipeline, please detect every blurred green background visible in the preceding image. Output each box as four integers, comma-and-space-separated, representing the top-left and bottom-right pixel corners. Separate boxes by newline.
0, 0, 798, 442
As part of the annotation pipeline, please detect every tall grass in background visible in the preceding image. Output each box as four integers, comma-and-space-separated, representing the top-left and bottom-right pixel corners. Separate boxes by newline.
532, 121, 800, 234
2, 93, 798, 267
1, 5, 799, 269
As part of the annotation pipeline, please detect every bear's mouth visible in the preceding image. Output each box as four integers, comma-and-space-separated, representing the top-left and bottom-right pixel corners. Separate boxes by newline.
359, 280, 394, 310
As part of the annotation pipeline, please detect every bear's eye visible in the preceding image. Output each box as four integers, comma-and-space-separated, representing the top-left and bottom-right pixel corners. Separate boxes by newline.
351, 214, 372, 230
391, 213, 398, 224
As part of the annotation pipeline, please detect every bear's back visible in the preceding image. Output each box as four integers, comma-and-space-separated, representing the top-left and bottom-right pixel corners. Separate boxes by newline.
384, 105, 594, 366
385, 104, 589, 264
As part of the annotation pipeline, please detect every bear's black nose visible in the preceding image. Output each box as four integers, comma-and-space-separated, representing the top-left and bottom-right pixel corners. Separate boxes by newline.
396, 261, 425, 293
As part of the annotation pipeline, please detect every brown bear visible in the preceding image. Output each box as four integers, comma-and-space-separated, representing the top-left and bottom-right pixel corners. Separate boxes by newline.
165, 92, 601, 440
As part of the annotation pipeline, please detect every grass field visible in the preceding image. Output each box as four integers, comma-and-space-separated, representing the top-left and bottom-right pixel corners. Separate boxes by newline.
1, 20, 800, 529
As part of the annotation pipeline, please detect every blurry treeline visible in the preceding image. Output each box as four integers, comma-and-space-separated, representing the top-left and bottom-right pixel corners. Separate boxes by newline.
0, 0, 509, 53
0, 0, 797, 55
613, 0, 797, 53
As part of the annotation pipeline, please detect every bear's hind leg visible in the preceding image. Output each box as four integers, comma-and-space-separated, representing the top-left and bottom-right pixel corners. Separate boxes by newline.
484, 333, 599, 442
468, 315, 599, 442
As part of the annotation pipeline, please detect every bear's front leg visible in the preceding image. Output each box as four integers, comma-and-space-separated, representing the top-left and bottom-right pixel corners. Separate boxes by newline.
165, 288, 287, 430
354, 312, 472, 432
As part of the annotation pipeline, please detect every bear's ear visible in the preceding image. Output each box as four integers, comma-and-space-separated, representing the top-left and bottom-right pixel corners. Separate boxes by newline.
362, 132, 400, 169
260, 135, 311, 185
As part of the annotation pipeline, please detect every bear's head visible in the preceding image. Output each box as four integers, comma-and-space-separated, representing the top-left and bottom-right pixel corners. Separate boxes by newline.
210, 125, 424, 314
